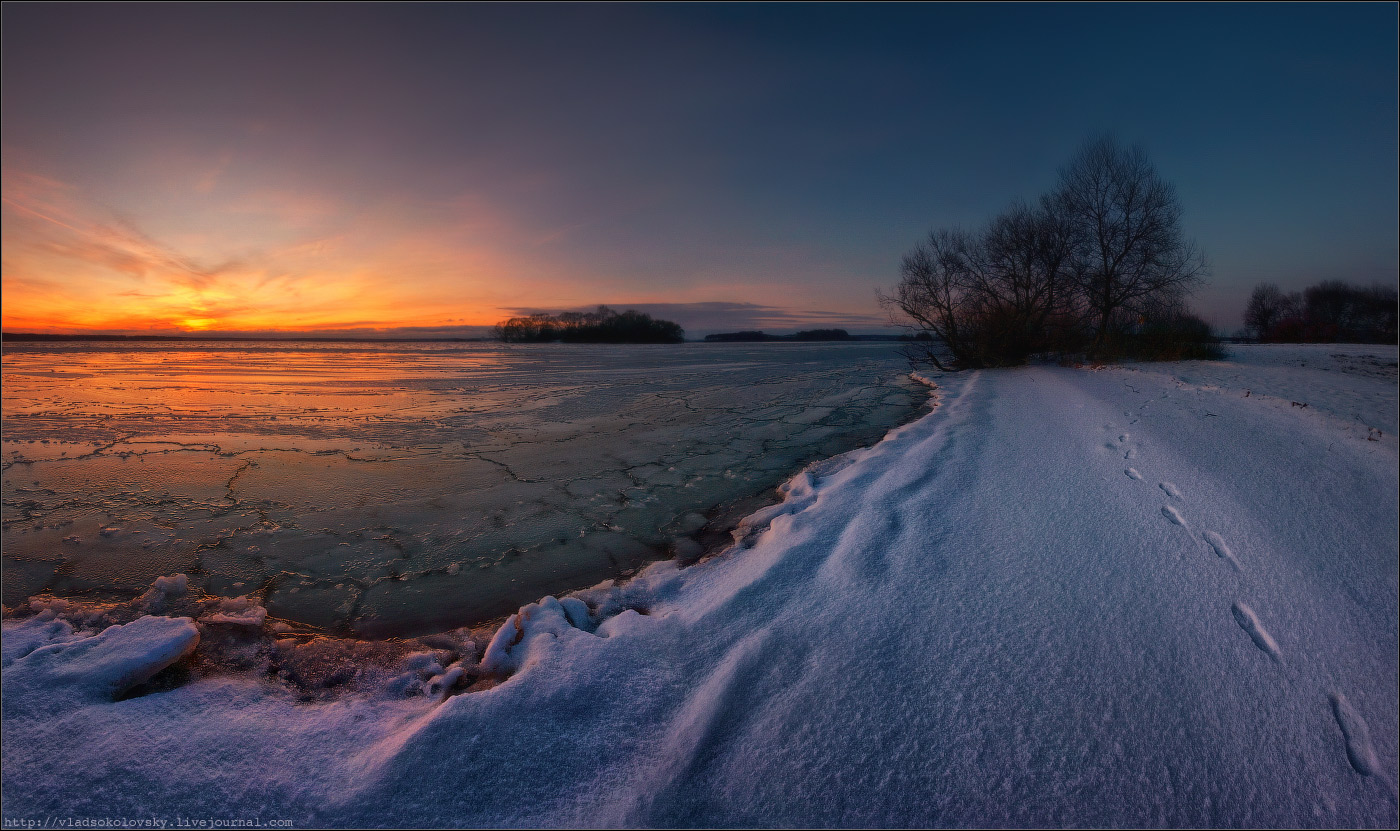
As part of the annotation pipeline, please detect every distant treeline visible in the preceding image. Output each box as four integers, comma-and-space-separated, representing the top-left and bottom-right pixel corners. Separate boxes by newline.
704, 329, 853, 342
704, 330, 920, 343
492, 306, 684, 343
1244, 281, 1397, 344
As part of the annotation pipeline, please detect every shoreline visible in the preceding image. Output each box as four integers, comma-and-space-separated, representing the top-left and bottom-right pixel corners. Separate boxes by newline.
2, 345, 1396, 826
1, 372, 941, 690
3, 340, 925, 637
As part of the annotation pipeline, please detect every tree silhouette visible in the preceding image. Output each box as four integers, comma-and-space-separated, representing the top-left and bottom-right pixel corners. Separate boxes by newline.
493, 306, 684, 344
1052, 134, 1207, 352
884, 135, 1213, 368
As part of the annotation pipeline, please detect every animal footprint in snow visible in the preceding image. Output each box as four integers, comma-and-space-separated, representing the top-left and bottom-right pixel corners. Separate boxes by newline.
1231, 602, 1283, 663
1119, 433, 1130, 443
1161, 505, 1187, 527
1159, 482, 1182, 500
1330, 693, 1380, 776
1125, 468, 1143, 480
1202, 531, 1241, 571
1124, 448, 1137, 460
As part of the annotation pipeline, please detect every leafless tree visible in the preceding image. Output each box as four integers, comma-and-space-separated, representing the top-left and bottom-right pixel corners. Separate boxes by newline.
1052, 134, 1207, 351
882, 227, 978, 370
1243, 282, 1299, 340
885, 135, 1213, 368
977, 198, 1082, 353
880, 200, 1082, 369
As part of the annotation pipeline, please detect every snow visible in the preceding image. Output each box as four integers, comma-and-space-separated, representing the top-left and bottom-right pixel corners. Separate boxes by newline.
136, 572, 188, 611
2, 615, 199, 706
2, 344, 1396, 827
199, 596, 268, 627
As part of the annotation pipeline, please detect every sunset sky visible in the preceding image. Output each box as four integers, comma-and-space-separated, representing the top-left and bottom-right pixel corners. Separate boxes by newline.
3, 3, 1396, 337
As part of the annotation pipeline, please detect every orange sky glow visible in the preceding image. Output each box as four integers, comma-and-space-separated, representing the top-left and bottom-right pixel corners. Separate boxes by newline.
0, 156, 888, 337
0, 166, 593, 334
10, 6, 1390, 337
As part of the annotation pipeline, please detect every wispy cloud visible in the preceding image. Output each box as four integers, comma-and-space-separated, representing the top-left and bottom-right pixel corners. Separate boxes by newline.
2, 170, 395, 331
195, 151, 234, 194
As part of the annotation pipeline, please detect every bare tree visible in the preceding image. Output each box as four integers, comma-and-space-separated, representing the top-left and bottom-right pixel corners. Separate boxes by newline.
1243, 282, 1295, 340
1052, 134, 1207, 351
978, 198, 1082, 353
882, 227, 979, 370
880, 200, 1081, 369
885, 135, 1214, 368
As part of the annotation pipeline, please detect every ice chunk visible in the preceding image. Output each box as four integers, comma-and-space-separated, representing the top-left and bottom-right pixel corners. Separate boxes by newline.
151, 574, 189, 595
559, 596, 593, 631
5, 616, 198, 702
480, 596, 599, 677
425, 663, 465, 697
479, 613, 522, 677
1, 616, 80, 667
200, 596, 267, 627
136, 573, 189, 610
28, 596, 76, 618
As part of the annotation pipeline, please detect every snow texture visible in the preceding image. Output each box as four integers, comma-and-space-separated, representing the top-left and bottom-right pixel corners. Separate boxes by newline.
2, 344, 1396, 827
2, 615, 198, 706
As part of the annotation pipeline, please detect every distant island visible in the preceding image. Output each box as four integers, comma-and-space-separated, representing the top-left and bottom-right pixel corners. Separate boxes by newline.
704, 329, 916, 343
704, 328, 852, 342
493, 306, 684, 343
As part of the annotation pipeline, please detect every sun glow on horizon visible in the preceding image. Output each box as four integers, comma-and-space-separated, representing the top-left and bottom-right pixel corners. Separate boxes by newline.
0, 165, 877, 337
0, 167, 563, 335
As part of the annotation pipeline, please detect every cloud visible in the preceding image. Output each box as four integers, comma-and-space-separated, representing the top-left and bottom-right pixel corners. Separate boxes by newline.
2, 163, 896, 336
195, 152, 234, 194
1, 169, 417, 331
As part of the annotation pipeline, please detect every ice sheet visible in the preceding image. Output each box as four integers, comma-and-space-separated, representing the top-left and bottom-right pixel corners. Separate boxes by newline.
2, 341, 925, 634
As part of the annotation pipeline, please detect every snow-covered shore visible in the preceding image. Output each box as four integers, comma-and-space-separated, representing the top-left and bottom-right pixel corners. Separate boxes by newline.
4, 344, 1396, 827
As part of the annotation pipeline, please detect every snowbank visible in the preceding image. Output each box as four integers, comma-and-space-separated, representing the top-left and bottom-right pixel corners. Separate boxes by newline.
2, 615, 198, 707
3, 344, 1396, 827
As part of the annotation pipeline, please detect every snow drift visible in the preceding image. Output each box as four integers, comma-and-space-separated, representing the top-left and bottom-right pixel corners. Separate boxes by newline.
3, 344, 1396, 827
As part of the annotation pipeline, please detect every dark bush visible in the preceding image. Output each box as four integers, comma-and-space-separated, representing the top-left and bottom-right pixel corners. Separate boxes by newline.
1123, 311, 1224, 361
1244, 281, 1397, 343
791, 329, 852, 341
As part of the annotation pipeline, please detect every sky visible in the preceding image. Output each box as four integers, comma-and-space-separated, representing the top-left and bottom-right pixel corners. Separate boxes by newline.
2, 3, 1396, 337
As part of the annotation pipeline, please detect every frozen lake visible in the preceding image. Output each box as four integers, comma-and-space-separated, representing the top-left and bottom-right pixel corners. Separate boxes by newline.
1, 340, 925, 636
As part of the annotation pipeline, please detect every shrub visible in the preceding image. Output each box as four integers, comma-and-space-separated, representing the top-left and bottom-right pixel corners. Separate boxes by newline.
1124, 311, 1224, 361
1244, 281, 1397, 343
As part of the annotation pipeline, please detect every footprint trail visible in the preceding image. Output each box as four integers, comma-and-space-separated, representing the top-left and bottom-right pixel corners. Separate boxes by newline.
1231, 602, 1284, 663
1161, 505, 1187, 527
1330, 693, 1380, 776
1203, 531, 1241, 571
